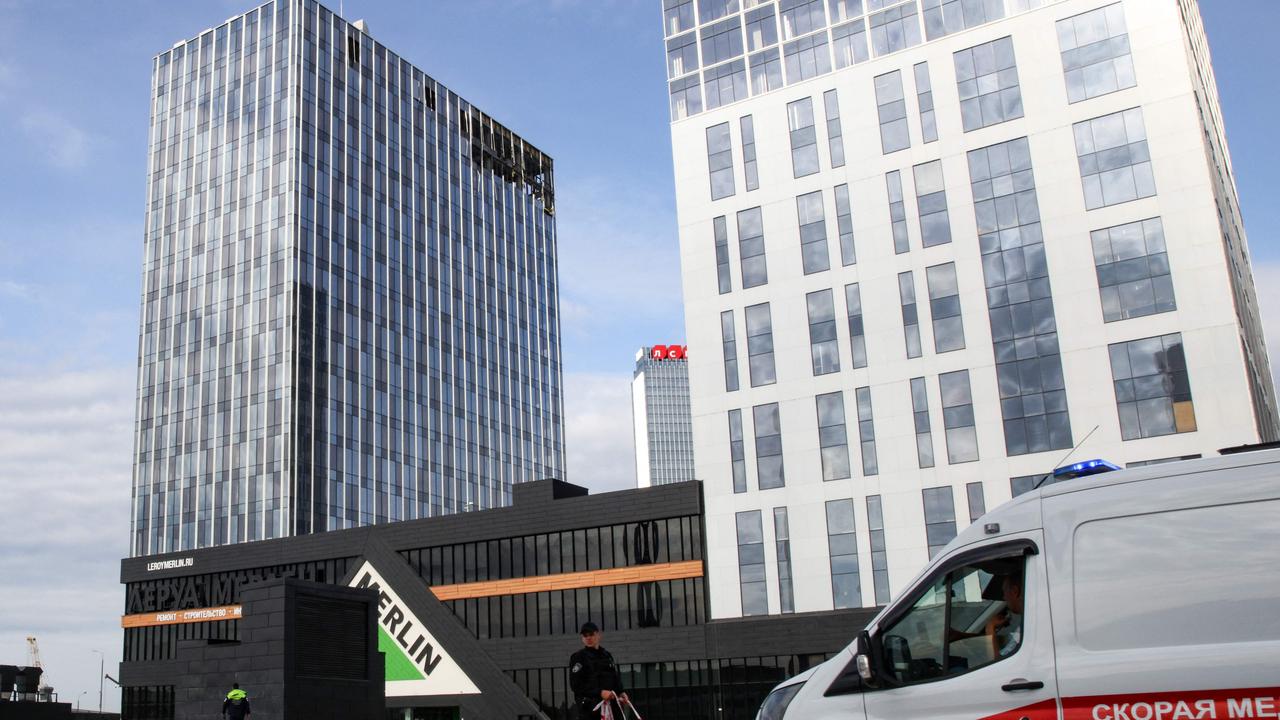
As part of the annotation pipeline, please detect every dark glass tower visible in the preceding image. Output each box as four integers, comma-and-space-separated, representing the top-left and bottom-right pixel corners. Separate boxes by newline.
131, 0, 564, 556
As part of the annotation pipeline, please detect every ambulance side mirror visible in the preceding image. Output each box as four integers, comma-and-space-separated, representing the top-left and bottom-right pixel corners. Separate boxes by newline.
856, 630, 877, 682
824, 631, 877, 697
856, 653, 873, 681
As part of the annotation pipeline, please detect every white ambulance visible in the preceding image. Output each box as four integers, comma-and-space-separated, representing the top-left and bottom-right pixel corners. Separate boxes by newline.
758, 450, 1280, 720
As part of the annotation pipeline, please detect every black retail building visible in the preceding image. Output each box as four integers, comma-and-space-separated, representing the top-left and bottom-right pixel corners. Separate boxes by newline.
119, 480, 875, 719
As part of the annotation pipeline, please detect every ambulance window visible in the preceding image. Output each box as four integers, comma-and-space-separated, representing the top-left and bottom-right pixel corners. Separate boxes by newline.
1074, 498, 1280, 650
878, 555, 1025, 685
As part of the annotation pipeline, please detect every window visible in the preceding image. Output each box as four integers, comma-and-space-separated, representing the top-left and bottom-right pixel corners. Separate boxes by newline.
832, 20, 870, 68
736, 510, 768, 615
665, 0, 695, 36
887, 170, 909, 253
746, 4, 780, 51
667, 31, 699, 78
1057, 2, 1136, 103
715, 216, 733, 294
702, 16, 746, 66
1010, 473, 1043, 497
910, 377, 935, 468
122, 686, 175, 720
774, 507, 794, 613
1126, 454, 1200, 468
700, 0, 741, 25
939, 370, 978, 463
669, 75, 703, 120
855, 386, 877, 475
966, 481, 986, 523
923, 0, 1003, 40
707, 123, 736, 200
1074, 107, 1155, 209
913, 159, 951, 247
721, 309, 740, 391
829, 0, 865, 24
807, 289, 841, 375
825, 499, 860, 608
955, 36, 1023, 132
745, 302, 777, 386
878, 552, 1027, 685
1108, 333, 1196, 440
823, 90, 845, 168
740, 115, 760, 191
967, 137, 1073, 456
866, 495, 890, 604
704, 59, 749, 110
1075, 501, 1280, 650
729, 409, 747, 493
922, 486, 957, 557
835, 184, 856, 266
869, 1, 922, 56
783, 32, 832, 83
898, 271, 922, 359
816, 392, 851, 481
926, 262, 964, 352
749, 48, 784, 94
914, 61, 937, 142
754, 402, 785, 489
787, 97, 820, 178
1092, 217, 1175, 322
875, 70, 909, 154
737, 207, 768, 288
845, 283, 868, 369
797, 191, 830, 274
780, 0, 828, 39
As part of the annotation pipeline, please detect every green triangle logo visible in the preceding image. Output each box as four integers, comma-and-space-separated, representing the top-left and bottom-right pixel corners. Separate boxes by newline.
379, 625, 426, 681
348, 560, 480, 695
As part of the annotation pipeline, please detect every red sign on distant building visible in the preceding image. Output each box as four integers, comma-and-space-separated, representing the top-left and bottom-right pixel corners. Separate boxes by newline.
650, 345, 688, 361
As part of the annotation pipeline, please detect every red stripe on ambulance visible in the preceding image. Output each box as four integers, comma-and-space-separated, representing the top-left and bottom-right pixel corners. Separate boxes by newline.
978, 698, 1059, 720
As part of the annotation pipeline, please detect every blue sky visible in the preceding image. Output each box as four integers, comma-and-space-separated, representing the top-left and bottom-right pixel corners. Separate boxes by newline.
0, 0, 1276, 711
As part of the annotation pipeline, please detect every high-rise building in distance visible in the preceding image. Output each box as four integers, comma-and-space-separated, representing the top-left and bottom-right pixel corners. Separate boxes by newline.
131, 0, 564, 556
632, 345, 697, 486
662, 0, 1276, 617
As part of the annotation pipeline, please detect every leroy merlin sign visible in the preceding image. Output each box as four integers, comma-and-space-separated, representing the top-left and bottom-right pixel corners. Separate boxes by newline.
349, 561, 480, 697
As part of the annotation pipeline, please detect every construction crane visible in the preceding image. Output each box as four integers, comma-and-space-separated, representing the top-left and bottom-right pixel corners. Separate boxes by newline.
25, 637, 41, 672
25, 636, 53, 698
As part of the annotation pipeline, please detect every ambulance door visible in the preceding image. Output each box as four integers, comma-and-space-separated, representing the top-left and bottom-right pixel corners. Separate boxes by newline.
859, 536, 1059, 720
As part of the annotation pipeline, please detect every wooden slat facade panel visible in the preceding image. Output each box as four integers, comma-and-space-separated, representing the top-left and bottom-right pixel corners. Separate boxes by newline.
430, 560, 704, 600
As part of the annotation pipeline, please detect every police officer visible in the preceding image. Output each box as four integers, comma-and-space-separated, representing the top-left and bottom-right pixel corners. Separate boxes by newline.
569, 622, 627, 719
222, 682, 251, 720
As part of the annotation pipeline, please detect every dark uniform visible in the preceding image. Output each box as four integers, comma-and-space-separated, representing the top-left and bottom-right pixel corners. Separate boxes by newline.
569, 644, 624, 719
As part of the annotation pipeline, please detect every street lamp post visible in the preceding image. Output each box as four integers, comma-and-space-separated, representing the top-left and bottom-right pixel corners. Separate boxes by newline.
90, 650, 104, 714
77, 690, 87, 711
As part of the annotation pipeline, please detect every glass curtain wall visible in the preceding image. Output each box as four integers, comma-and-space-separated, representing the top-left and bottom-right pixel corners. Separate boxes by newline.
133, 0, 566, 555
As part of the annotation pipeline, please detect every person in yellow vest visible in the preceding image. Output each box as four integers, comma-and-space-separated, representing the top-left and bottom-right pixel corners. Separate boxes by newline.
222, 682, 251, 720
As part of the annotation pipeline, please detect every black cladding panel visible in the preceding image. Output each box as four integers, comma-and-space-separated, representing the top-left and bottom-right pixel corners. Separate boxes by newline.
296, 596, 369, 680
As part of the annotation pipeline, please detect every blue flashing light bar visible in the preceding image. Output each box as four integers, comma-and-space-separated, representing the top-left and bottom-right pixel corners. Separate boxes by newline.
1053, 458, 1121, 480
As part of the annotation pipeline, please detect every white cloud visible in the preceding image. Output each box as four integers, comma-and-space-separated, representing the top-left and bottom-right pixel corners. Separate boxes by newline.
554, 175, 684, 337
0, 279, 35, 300
558, 296, 594, 329
0, 366, 134, 711
562, 371, 637, 494
20, 110, 91, 171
